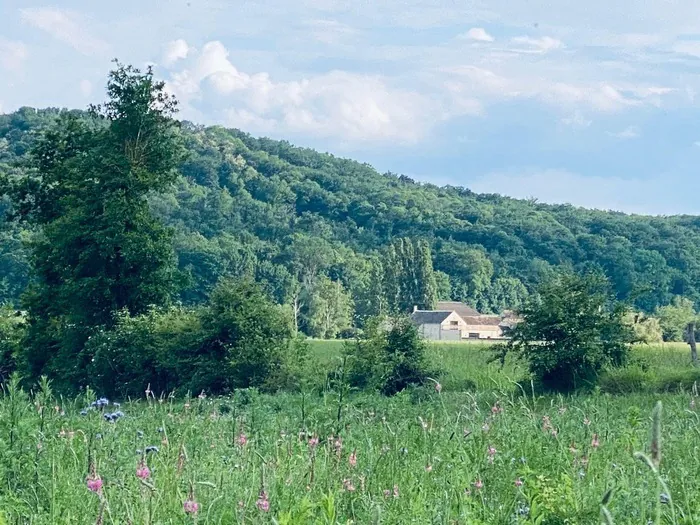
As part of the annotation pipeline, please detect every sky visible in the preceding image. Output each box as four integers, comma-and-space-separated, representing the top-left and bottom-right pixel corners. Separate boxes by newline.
2, 1, 700, 215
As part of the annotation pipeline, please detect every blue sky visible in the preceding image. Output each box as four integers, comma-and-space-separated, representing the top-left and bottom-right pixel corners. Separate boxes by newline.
2, 0, 700, 214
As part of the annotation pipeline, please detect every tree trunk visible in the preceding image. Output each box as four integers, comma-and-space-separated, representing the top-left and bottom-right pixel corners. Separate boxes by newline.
688, 321, 698, 366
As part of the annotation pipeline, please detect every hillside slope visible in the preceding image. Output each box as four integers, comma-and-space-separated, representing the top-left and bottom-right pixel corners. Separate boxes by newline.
2, 107, 699, 323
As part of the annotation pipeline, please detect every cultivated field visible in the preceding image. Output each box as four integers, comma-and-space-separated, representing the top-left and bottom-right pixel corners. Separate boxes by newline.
1, 342, 698, 524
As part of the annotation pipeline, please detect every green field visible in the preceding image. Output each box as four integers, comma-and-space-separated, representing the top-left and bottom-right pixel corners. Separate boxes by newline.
1, 342, 699, 524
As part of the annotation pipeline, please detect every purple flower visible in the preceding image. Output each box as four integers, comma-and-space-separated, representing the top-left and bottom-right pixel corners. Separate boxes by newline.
256, 490, 270, 512
183, 498, 199, 514
86, 476, 103, 493
136, 464, 150, 480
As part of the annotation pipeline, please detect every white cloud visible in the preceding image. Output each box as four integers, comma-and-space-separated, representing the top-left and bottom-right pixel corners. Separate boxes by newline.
607, 125, 640, 139
0, 39, 28, 71
79, 80, 93, 97
442, 65, 649, 113
19, 7, 108, 56
468, 169, 689, 215
459, 28, 494, 42
167, 40, 445, 143
162, 39, 190, 67
510, 36, 563, 54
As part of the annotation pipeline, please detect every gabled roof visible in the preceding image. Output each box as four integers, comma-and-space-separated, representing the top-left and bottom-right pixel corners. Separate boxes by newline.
436, 301, 480, 318
410, 310, 455, 325
461, 315, 503, 327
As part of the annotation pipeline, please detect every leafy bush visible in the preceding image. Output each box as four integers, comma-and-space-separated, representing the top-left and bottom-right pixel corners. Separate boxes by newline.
344, 316, 438, 396
495, 272, 634, 392
196, 278, 296, 393
86, 278, 306, 397
87, 306, 202, 398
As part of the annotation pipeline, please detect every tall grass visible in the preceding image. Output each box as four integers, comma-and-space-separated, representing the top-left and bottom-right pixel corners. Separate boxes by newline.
0, 341, 695, 523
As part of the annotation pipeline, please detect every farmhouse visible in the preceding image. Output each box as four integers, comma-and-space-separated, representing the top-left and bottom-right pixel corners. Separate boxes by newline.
410, 309, 466, 341
410, 301, 517, 341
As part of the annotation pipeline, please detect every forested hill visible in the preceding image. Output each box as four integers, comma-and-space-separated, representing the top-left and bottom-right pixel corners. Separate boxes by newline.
2, 107, 700, 331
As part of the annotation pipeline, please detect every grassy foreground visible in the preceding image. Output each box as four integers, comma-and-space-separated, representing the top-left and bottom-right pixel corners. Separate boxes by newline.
0, 342, 699, 524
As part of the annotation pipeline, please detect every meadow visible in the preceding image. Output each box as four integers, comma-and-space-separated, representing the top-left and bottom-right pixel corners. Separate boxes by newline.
1, 342, 699, 524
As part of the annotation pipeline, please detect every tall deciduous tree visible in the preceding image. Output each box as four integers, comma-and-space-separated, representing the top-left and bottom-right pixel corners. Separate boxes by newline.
7, 63, 184, 387
383, 238, 437, 313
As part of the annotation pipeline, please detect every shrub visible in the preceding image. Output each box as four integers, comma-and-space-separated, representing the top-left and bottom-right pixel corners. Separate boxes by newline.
495, 272, 634, 392
86, 278, 305, 397
196, 278, 297, 393
87, 306, 202, 397
344, 316, 438, 396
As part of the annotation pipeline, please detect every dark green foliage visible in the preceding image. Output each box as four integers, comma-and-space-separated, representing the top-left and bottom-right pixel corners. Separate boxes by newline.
4, 64, 184, 390
0, 306, 24, 382
380, 317, 438, 395
345, 316, 437, 395
196, 278, 298, 393
4, 106, 700, 323
86, 306, 202, 398
495, 272, 634, 391
85, 279, 306, 397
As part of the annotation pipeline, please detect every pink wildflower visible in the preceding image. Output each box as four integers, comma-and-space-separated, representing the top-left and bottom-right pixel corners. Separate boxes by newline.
435, 382, 442, 393
256, 490, 270, 512
342, 479, 355, 492
349, 450, 357, 467
308, 434, 319, 448
86, 475, 103, 493
591, 434, 600, 448
515, 478, 524, 487
183, 498, 199, 514
334, 437, 343, 455
491, 403, 503, 414
237, 433, 247, 446
136, 463, 151, 480
474, 479, 483, 490
487, 446, 497, 456
393, 485, 399, 498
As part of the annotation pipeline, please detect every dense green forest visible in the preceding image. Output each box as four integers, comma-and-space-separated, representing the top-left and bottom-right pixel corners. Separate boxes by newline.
2, 105, 700, 338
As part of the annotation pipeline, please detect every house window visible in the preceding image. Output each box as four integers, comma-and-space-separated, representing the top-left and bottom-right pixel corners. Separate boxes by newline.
468, 333, 480, 339
450, 321, 459, 326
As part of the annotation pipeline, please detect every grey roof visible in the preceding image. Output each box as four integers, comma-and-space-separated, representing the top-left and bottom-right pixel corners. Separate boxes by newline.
410, 310, 454, 325
436, 301, 480, 317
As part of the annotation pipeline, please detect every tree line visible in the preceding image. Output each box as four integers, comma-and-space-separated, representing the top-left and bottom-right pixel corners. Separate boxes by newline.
1, 64, 700, 395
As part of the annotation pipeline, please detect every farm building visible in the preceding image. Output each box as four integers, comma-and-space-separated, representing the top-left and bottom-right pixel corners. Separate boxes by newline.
410, 301, 518, 340
460, 315, 504, 339
410, 309, 465, 341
